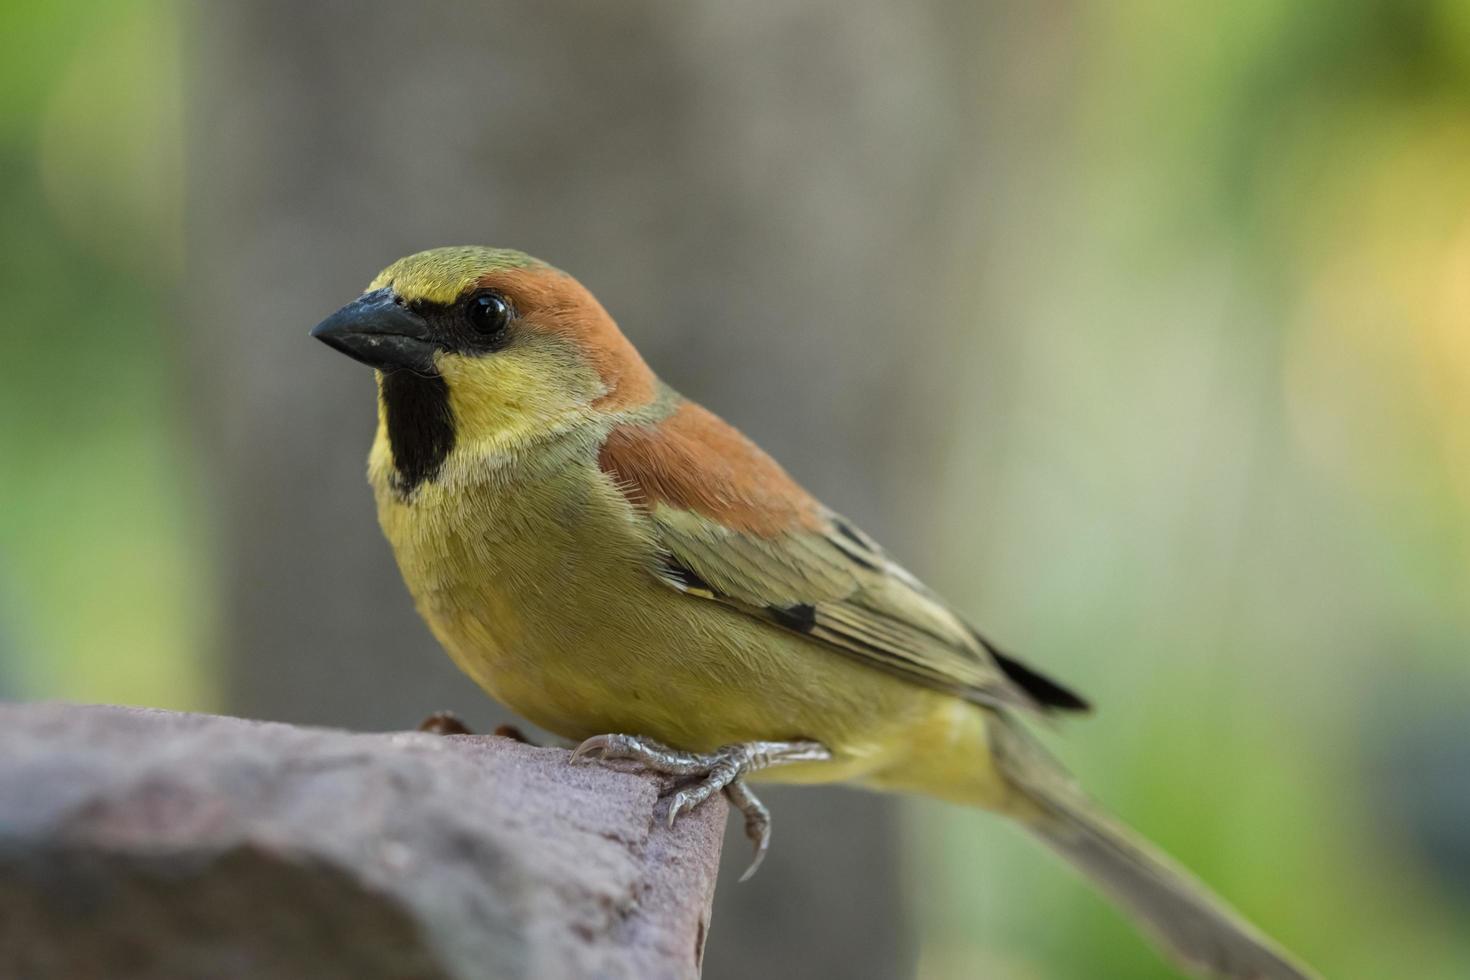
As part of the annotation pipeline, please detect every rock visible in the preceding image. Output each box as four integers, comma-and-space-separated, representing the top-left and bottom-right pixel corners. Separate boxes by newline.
0, 703, 725, 980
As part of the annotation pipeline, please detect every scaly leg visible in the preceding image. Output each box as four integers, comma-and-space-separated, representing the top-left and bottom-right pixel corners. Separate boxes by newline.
570, 734, 831, 880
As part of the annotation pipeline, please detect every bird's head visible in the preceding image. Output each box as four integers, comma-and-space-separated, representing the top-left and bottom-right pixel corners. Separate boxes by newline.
312, 246, 656, 479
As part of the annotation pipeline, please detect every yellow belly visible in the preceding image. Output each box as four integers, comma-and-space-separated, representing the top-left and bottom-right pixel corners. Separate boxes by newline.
371, 435, 1011, 808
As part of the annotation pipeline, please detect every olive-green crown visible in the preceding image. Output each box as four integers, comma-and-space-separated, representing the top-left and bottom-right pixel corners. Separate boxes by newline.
369, 246, 550, 305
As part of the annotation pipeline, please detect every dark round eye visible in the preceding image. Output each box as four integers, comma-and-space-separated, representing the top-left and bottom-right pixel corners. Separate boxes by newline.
466, 292, 512, 336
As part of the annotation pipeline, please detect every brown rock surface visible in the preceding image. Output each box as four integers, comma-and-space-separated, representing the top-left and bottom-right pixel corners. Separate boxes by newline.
0, 702, 725, 979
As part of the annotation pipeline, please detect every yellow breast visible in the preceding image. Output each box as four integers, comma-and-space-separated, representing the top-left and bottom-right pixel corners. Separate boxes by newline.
367, 422, 1010, 805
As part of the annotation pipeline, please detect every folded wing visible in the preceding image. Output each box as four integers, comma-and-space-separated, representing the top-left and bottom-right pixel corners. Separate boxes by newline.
599, 396, 1088, 715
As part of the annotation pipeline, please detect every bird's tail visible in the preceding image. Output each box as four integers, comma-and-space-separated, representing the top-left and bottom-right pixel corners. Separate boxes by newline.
990, 716, 1319, 980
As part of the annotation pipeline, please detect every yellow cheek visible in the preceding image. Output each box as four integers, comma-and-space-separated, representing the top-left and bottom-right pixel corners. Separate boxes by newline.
437, 347, 603, 454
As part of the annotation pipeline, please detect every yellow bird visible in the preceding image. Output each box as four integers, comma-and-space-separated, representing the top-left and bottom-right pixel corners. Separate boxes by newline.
312, 246, 1316, 980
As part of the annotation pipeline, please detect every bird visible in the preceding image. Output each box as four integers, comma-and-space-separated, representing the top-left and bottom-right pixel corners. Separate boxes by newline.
311, 245, 1317, 980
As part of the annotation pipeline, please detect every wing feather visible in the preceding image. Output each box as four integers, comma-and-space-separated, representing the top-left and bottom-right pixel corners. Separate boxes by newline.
599, 398, 1087, 715
647, 502, 1039, 711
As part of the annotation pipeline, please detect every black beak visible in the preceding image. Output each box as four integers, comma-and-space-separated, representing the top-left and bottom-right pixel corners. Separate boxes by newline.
311, 287, 436, 372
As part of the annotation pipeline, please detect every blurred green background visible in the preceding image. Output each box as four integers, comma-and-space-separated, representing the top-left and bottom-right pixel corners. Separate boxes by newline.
3, 2, 1468, 978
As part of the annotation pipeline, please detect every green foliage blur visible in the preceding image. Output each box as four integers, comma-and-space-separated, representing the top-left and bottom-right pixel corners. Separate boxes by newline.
3, 2, 1467, 978
917, 4, 1470, 979
0, 0, 211, 708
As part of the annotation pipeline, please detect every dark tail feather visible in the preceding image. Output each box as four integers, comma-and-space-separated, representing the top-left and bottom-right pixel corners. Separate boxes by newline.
993, 719, 1319, 980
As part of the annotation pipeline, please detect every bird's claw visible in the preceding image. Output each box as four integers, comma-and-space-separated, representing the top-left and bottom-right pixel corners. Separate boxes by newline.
664, 762, 733, 828
568, 733, 611, 764
569, 734, 829, 880
725, 780, 772, 882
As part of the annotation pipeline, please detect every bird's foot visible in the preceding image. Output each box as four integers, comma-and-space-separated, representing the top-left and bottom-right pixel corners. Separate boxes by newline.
417, 710, 474, 735
417, 712, 535, 745
492, 724, 535, 744
569, 734, 831, 881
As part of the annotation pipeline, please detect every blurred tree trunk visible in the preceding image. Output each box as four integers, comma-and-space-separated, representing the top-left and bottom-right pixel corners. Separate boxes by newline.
186, 3, 991, 977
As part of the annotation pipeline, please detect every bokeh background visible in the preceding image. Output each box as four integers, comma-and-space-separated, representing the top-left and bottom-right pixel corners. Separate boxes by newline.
4, 1, 1469, 977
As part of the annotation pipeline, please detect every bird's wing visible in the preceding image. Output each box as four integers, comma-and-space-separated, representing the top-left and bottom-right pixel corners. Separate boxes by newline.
598, 398, 1088, 714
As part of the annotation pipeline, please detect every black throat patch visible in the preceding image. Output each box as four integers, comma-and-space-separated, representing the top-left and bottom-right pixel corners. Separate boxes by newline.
380, 369, 455, 496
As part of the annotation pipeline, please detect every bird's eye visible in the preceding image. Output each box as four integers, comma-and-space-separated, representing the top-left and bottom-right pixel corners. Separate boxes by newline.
466, 292, 512, 336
